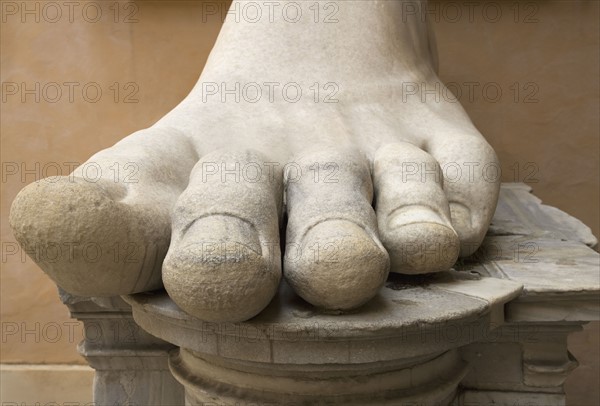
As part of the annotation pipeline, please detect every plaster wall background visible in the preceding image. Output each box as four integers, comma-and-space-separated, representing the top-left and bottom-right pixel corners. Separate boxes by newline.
1, 1, 598, 404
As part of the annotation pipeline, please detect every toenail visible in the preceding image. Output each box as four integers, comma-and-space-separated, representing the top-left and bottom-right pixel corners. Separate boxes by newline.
163, 213, 280, 323
305, 219, 372, 241
285, 219, 389, 310
179, 215, 262, 257
449, 202, 472, 230
387, 205, 452, 230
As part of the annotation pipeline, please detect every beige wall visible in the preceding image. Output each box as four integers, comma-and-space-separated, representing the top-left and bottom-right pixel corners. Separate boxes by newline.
1, 0, 224, 365
434, 0, 599, 240
1, 0, 597, 403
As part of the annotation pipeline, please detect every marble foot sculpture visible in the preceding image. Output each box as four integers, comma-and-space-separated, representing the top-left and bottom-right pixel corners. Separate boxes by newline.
10, 1, 500, 322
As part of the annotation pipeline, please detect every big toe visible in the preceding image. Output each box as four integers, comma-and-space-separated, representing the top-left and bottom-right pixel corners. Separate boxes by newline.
9, 177, 169, 295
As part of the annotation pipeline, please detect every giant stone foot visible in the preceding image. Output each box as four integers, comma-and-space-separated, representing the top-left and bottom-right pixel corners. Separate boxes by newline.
10, 1, 500, 322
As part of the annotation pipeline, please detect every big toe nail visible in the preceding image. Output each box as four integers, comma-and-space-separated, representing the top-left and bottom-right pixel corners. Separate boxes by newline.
285, 220, 389, 311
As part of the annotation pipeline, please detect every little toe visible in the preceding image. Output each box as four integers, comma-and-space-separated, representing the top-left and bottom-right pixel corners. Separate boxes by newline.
373, 142, 460, 274
427, 133, 500, 256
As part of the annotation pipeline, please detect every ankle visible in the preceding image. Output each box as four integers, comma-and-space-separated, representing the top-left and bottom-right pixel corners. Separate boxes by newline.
202, 1, 436, 83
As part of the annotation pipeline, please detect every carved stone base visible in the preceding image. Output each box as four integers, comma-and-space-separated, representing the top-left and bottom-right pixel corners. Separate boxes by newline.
125, 268, 522, 405
59, 292, 184, 406
172, 349, 466, 405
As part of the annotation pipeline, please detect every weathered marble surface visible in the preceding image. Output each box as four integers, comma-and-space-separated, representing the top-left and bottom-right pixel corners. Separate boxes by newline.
10, 0, 501, 323
458, 184, 599, 322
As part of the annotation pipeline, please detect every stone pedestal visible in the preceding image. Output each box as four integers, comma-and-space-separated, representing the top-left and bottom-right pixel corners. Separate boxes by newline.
59, 292, 184, 405
64, 184, 599, 405
126, 270, 521, 404
453, 184, 599, 405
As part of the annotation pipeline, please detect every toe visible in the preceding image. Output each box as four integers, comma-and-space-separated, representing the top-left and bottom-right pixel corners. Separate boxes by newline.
163, 149, 282, 322
373, 142, 460, 274
286, 220, 389, 310
427, 133, 500, 256
163, 215, 277, 322
9, 177, 170, 295
9, 127, 198, 296
284, 149, 389, 311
